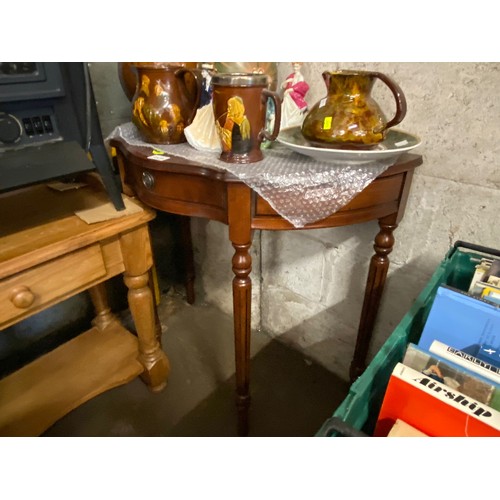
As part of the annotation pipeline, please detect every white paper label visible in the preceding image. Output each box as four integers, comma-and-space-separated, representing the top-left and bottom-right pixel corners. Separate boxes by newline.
147, 155, 170, 161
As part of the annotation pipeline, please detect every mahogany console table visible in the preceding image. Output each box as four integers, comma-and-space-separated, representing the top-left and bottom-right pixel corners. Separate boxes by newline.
0, 181, 169, 436
111, 138, 422, 435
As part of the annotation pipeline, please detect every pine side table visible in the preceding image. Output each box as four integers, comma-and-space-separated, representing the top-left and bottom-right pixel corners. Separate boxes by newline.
0, 181, 170, 436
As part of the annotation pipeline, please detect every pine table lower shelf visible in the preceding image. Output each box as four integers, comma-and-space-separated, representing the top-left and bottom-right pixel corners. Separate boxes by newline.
0, 322, 143, 436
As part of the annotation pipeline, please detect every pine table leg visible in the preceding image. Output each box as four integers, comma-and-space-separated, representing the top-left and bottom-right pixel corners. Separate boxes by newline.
120, 225, 170, 392
88, 282, 118, 330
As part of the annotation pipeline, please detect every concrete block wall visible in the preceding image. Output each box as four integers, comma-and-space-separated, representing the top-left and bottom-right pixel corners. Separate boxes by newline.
90, 62, 500, 382
192, 62, 500, 381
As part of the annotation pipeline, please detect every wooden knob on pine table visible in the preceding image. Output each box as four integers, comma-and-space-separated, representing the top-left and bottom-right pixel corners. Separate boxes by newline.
10, 286, 35, 309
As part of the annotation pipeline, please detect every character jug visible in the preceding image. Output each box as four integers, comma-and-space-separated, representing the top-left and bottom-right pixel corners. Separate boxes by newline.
301, 70, 407, 149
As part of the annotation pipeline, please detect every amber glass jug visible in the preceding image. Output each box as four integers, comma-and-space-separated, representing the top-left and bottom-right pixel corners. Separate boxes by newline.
130, 64, 201, 144
301, 70, 407, 149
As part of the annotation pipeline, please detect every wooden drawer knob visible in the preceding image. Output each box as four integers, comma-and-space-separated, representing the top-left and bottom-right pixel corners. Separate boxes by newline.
10, 286, 35, 309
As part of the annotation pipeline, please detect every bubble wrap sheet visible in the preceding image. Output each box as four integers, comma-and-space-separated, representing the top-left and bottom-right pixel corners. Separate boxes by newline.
107, 123, 395, 228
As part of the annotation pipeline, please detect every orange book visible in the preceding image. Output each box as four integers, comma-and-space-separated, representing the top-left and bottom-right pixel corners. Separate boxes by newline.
374, 363, 500, 437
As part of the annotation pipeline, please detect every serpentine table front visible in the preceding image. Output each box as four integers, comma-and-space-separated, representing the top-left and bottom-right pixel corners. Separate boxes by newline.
109, 125, 422, 436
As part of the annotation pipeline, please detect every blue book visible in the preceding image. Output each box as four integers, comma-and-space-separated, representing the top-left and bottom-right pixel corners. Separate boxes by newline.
418, 285, 500, 368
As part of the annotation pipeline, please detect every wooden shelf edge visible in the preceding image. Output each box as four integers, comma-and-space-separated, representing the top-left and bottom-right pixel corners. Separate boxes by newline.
0, 322, 144, 437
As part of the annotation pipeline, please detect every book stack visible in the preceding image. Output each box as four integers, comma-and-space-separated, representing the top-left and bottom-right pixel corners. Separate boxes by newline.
374, 256, 500, 437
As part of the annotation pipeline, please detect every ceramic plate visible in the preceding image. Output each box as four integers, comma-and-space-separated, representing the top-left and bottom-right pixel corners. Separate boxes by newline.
276, 127, 421, 163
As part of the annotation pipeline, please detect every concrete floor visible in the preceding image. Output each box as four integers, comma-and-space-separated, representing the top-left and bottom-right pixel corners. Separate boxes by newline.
42, 287, 350, 437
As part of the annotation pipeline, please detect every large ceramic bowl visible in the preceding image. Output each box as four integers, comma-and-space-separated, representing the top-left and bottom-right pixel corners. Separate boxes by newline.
277, 126, 421, 164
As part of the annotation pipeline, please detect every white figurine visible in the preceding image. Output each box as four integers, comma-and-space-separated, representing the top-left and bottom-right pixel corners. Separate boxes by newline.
184, 62, 222, 153
280, 62, 310, 129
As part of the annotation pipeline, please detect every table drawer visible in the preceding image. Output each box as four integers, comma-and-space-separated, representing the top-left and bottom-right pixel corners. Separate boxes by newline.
254, 175, 404, 216
0, 244, 107, 328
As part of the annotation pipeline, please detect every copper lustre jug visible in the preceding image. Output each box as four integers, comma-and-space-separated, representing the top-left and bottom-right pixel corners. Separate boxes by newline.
301, 70, 407, 149
131, 63, 201, 144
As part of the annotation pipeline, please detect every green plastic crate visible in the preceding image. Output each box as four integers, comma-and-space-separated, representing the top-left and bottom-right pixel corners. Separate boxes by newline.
317, 241, 500, 437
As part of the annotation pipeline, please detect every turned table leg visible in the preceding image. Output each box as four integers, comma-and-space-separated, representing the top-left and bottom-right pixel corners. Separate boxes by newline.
180, 215, 196, 305
120, 225, 170, 392
88, 282, 118, 330
228, 184, 253, 436
350, 214, 398, 381
231, 241, 252, 436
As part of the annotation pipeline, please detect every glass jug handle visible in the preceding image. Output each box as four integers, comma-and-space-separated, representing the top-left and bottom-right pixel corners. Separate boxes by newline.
373, 72, 407, 129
